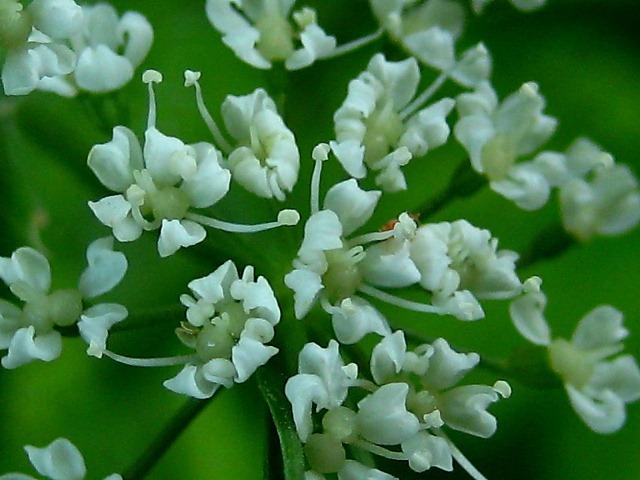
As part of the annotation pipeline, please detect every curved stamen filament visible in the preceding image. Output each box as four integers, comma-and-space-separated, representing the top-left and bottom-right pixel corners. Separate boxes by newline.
310, 143, 330, 214
352, 439, 406, 462
358, 284, 447, 315
327, 27, 385, 58
90, 343, 198, 368
347, 229, 395, 247
142, 69, 163, 129
434, 430, 488, 480
400, 71, 448, 120
186, 209, 299, 233
184, 70, 233, 154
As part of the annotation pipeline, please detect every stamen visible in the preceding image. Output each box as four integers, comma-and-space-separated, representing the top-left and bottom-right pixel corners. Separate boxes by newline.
184, 70, 233, 154
434, 430, 489, 480
352, 439, 406, 462
400, 71, 448, 120
88, 342, 197, 367
310, 143, 330, 214
142, 69, 163, 129
327, 27, 385, 58
358, 284, 448, 315
186, 209, 300, 233
347, 229, 395, 247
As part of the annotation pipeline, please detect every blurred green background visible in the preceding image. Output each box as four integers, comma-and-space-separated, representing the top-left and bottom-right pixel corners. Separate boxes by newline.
0, 0, 639, 478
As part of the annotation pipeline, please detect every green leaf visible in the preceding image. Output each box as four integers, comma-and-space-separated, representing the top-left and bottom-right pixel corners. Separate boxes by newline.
256, 361, 306, 480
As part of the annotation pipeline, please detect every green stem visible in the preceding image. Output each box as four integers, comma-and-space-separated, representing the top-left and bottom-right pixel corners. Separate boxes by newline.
122, 397, 213, 480
518, 222, 576, 269
416, 160, 485, 220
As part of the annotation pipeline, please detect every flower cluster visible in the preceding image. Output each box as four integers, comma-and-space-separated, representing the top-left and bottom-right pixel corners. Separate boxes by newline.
285, 335, 511, 478
1, 0, 639, 479
1, 0, 152, 96
0, 237, 127, 369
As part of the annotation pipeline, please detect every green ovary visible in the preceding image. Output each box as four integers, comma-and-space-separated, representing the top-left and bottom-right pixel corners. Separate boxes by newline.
146, 186, 190, 221
0, 0, 31, 48
548, 338, 595, 388
323, 248, 363, 304
363, 101, 404, 163
255, 5, 294, 61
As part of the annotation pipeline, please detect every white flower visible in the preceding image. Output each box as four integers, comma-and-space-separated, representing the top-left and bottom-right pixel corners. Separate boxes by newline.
332, 53, 454, 191
560, 164, 640, 241
0, 437, 122, 480
72, 3, 153, 93
1, 0, 152, 96
510, 284, 640, 433
356, 382, 420, 445
164, 260, 280, 399
205, 0, 336, 70
455, 81, 558, 210
370, 332, 509, 439
222, 88, 299, 200
0, 238, 128, 369
88, 102, 231, 257
408, 219, 521, 320
285, 340, 357, 441
369, 0, 491, 86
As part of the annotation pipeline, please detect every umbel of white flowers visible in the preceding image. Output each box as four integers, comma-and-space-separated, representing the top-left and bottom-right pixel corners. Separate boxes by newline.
285, 144, 523, 345
88, 70, 300, 257
89, 260, 281, 400
0, 238, 128, 369
285, 335, 511, 479
0, 0, 153, 96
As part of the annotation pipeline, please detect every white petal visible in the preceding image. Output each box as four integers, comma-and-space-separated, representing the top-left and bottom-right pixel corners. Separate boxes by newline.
450, 43, 492, 88
25, 438, 86, 480
401, 432, 453, 472
285, 23, 336, 70
357, 383, 420, 445
438, 385, 500, 438
330, 297, 391, 344
232, 336, 278, 383
361, 239, 421, 288
143, 128, 196, 187
0, 247, 51, 293
425, 338, 479, 390
400, 98, 455, 157
572, 306, 627, 351
78, 237, 128, 299
187, 260, 237, 304
329, 140, 366, 178
323, 179, 380, 235
118, 11, 154, 67
28, 0, 83, 39
75, 45, 134, 92
163, 364, 219, 399
284, 268, 324, 319
566, 384, 626, 434
181, 143, 230, 208
370, 331, 407, 384
77, 303, 128, 351
157, 220, 206, 257
404, 27, 456, 71
87, 126, 142, 193
88, 195, 142, 242
2, 326, 62, 369
509, 290, 551, 346
589, 356, 640, 403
